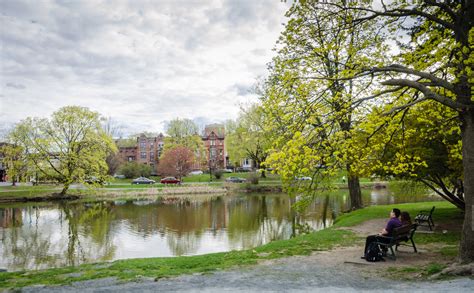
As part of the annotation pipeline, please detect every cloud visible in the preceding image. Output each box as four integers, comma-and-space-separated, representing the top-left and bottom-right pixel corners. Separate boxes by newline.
0, 0, 290, 136
5, 82, 26, 89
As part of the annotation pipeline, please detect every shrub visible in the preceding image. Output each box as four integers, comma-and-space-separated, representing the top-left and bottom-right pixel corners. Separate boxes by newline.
120, 162, 152, 178
214, 170, 223, 179
248, 172, 259, 184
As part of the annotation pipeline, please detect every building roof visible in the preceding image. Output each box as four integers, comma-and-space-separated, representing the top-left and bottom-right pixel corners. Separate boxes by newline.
203, 124, 225, 138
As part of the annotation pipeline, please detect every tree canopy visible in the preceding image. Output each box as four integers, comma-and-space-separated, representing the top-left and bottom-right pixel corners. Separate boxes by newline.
261, 0, 386, 209
262, 0, 473, 263
226, 104, 271, 174
157, 146, 194, 179
8, 106, 116, 195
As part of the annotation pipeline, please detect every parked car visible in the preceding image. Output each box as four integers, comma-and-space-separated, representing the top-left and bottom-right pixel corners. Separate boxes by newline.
189, 170, 204, 175
84, 176, 106, 185
160, 177, 181, 184
113, 174, 125, 179
236, 167, 251, 172
220, 169, 233, 173
295, 176, 312, 181
225, 177, 246, 183
132, 177, 156, 184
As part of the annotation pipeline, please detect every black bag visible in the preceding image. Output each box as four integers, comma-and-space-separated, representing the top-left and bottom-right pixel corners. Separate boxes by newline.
365, 242, 385, 262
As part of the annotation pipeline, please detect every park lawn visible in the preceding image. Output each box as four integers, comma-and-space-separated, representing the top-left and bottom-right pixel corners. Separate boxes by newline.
0, 186, 62, 198
0, 201, 462, 289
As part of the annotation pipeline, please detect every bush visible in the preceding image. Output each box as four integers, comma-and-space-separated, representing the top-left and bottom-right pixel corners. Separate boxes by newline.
120, 162, 152, 178
214, 170, 223, 179
248, 172, 259, 184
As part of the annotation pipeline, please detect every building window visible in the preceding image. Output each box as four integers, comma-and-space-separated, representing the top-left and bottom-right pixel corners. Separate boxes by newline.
210, 149, 216, 158
150, 152, 154, 159
141, 152, 146, 159
244, 158, 250, 166
128, 156, 134, 161
140, 142, 146, 149
210, 139, 215, 146
219, 150, 223, 156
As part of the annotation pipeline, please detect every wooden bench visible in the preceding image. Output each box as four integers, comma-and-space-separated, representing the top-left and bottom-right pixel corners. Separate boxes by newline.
374, 224, 418, 260
415, 206, 435, 230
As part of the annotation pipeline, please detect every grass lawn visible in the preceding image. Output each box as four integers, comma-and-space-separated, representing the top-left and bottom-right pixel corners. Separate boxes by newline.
0, 201, 462, 289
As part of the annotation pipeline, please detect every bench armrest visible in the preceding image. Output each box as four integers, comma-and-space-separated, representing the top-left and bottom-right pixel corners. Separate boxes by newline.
376, 235, 392, 240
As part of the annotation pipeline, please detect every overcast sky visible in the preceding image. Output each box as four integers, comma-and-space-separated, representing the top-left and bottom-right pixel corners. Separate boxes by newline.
0, 0, 290, 137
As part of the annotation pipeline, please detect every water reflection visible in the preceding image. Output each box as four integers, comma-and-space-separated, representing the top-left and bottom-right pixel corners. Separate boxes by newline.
0, 186, 441, 271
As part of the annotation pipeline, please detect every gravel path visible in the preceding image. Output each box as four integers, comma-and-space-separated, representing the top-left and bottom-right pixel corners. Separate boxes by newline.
22, 253, 473, 292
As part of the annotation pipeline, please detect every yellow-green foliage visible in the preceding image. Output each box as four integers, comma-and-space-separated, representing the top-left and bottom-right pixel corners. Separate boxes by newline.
7, 106, 116, 194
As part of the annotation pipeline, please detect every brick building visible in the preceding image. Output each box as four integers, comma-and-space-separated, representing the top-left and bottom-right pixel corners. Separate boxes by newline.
117, 125, 227, 174
202, 124, 226, 170
117, 133, 165, 174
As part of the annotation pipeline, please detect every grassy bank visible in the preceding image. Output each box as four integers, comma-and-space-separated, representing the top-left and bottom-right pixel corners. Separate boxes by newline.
0, 201, 462, 289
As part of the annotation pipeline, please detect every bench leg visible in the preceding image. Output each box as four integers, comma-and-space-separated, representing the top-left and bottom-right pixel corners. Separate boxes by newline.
410, 238, 417, 253
389, 246, 396, 260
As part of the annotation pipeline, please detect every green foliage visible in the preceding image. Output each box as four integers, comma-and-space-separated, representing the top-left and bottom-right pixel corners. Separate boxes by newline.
163, 118, 205, 167
261, 1, 385, 209
7, 106, 116, 195
354, 100, 464, 209
120, 162, 152, 179
0, 143, 29, 184
225, 104, 271, 169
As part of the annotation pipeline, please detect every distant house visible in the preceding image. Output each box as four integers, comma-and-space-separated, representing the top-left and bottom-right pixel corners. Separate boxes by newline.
240, 158, 253, 170
202, 124, 226, 170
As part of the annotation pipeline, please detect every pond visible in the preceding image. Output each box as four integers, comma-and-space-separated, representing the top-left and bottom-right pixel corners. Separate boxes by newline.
0, 185, 441, 271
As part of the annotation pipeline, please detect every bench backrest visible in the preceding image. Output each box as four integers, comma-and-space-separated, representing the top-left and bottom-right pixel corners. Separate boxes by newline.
429, 206, 436, 216
392, 224, 417, 241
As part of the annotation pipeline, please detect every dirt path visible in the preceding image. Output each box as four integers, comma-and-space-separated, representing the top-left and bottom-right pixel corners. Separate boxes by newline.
21, 219, 474, 292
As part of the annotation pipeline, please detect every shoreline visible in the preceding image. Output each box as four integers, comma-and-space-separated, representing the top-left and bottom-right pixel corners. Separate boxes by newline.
0, 181, 388, 204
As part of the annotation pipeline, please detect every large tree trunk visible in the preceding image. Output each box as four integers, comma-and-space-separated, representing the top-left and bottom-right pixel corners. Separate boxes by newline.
59, 183, 69, 196
347, 164, 363, 210
459, 109, 474, 263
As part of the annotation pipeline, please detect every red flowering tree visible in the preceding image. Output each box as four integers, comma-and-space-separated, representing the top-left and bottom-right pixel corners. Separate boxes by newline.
157, 145, 194, 179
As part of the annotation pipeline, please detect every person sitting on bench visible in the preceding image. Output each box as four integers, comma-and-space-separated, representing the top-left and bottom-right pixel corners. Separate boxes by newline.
362, 208, 402, 258
401, 211, 412, 225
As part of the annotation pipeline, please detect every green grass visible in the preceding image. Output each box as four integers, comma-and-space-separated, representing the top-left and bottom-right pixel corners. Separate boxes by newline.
0, 186, 62, 198
0, 201, 463, 289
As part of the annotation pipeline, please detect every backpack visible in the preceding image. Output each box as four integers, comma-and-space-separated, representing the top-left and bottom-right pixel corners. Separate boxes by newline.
365, 242, 385, 262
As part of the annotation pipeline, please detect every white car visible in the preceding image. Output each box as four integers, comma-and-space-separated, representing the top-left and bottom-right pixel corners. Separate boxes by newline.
189, 170, 204, 175
296, 176, 312, 181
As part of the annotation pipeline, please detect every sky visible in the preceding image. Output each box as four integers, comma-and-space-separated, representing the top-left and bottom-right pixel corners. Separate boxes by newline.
0, 0, 290, 137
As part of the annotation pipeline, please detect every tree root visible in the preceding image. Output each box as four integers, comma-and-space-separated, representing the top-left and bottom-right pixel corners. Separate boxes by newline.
429, 263, 473, 279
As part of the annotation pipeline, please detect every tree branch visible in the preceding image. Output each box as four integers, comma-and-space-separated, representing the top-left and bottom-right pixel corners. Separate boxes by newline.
373, 65, 455, 92
381, 79, 471, 110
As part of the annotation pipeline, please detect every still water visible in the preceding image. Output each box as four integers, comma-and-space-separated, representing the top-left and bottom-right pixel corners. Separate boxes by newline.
0, 187, 441, 271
